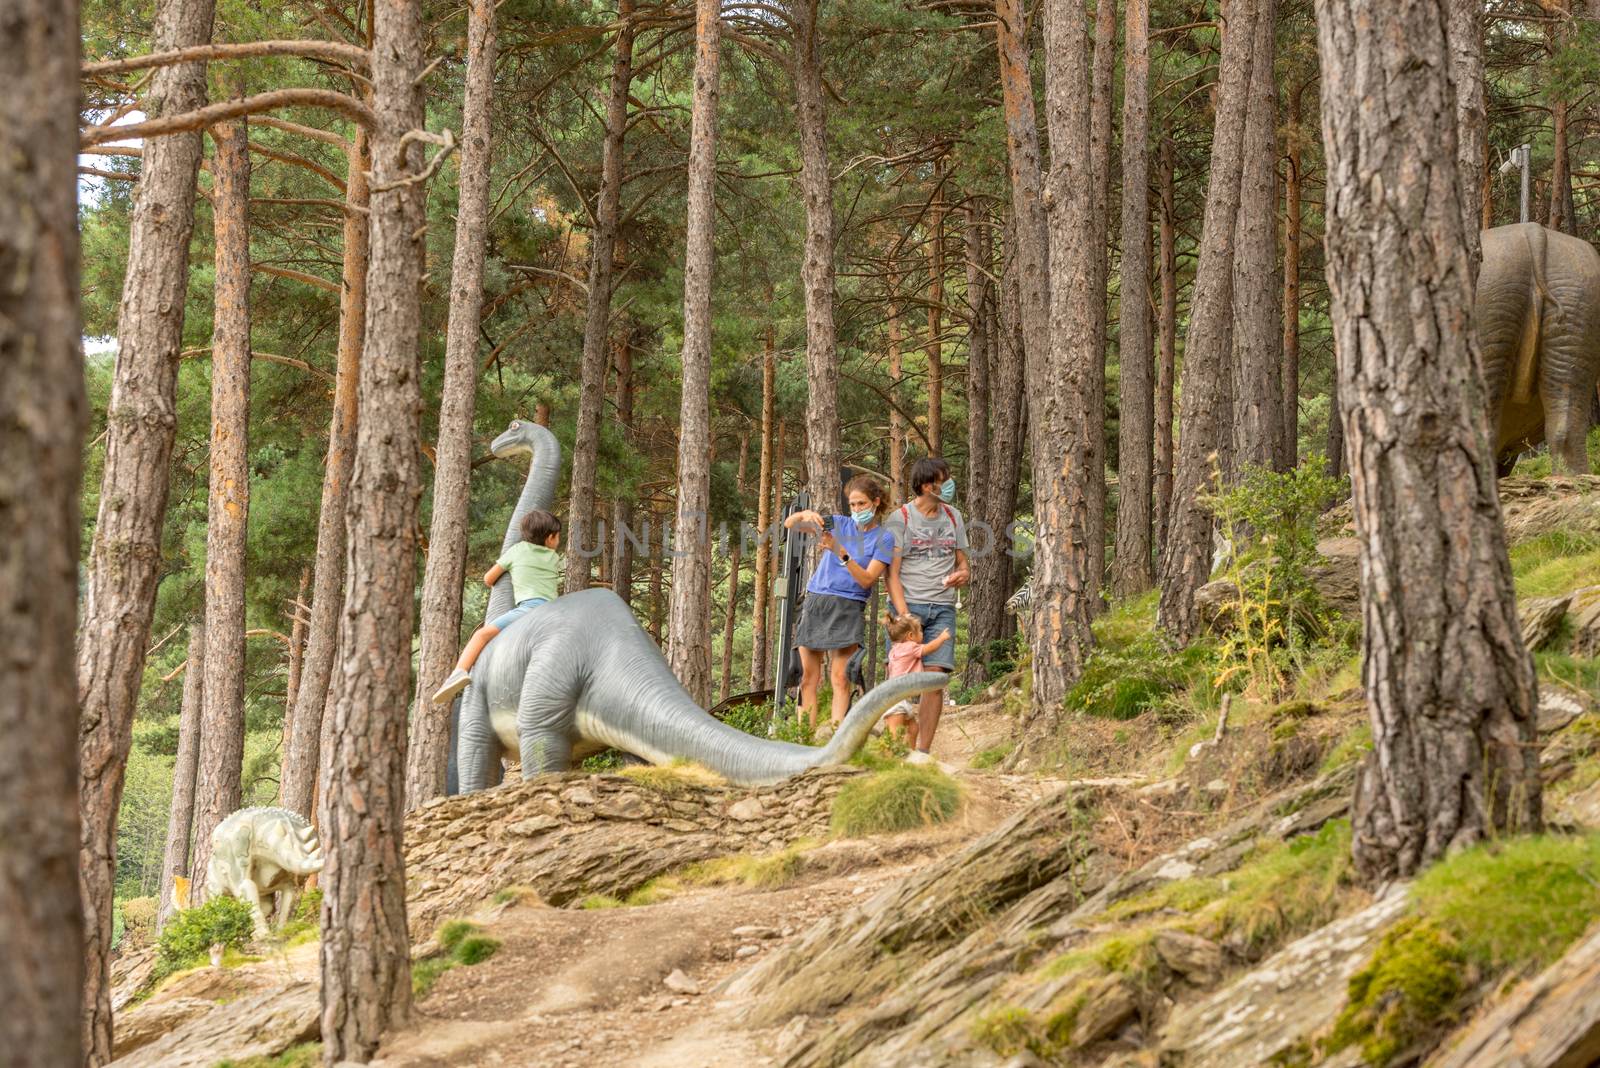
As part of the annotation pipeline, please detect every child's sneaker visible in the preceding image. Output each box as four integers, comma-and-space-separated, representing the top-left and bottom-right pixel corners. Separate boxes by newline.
905, 748, 934, 766
431, 668, 472, 705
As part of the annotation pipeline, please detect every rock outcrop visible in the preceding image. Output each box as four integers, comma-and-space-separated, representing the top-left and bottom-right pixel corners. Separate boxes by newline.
110, 982, 318, 1068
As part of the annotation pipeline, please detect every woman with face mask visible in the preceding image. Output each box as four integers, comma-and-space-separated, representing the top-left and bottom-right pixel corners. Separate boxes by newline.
783, 474, 895, 734
884, 456, 970, 763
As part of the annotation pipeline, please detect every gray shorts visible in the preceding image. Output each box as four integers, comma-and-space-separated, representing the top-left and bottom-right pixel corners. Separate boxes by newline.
794, 592, 866, 652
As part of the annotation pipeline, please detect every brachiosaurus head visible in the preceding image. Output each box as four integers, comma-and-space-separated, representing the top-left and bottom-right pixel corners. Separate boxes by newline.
491, 417, 544, 459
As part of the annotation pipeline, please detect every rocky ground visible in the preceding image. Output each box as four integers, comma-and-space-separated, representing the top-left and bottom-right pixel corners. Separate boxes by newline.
108, 477, 1600, 1068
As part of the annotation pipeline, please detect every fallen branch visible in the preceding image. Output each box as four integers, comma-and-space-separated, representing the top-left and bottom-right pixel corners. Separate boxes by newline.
82, 40, 369, 78
81, 89, 375, 147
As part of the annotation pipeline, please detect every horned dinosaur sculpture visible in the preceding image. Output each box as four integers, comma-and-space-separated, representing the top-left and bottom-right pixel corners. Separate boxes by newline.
203, 806, 324, 938
448, 418, 949, 792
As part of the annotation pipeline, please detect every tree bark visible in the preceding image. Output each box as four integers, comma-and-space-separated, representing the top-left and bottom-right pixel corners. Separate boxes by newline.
1315, 0, 1542, 882
1155, 134, 1178, 555
284, 566, 311, 717
887, 264, 907, 499
157, 624, 205, 931
1280, 81, 1305, 471
280, 128, 369, 818
407, 0, 496, 809
666, 0, 723, 705
995, 0, 1052, 397
1, 1, 86, 1055
1447, 0, 1486, 262
795, 0, 842, 511
1231, 0, 1283, 475
1157, 0, 1258, 645
76, 0, 216, 1056
1086, 0, 1117, 610
1112, 0, 1154, 596
611, 331, 638, 607
1020, 0, 1099, 741
191, 114, 253, 891
319, 0, 424, 1054
750, 324, 776, 689
721, 433, 750, 702
964, 203, 994, 550
568, 0, 636, 590
927, 178, 945, 455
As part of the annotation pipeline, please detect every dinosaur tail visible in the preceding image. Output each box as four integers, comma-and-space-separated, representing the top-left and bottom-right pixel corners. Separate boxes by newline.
813, 672, 951, 766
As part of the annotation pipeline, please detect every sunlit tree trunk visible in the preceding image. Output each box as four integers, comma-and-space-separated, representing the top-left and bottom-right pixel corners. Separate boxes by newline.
666, 0, 724, 703
77, 0, 215, 1055
750, 324, 776, 688
191, 113, 253, 888
1154, 134, 1178, 554
1157, 0, 1259, 644
927, 177, 945, 454
568, 0, 636, 590
1280, 80, 1307, 471
995, 0, 1051, 389
319, 0, 425, 1053
1316, 0, 1541, 882
1, 3, 86, 1055
281, 128, 369, 818
1086, 0, 1116, 608
158, 624, 204, 932
408, 0, 497, 808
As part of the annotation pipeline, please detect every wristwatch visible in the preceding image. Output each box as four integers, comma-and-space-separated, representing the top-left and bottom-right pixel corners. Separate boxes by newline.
840, 552, 852, 564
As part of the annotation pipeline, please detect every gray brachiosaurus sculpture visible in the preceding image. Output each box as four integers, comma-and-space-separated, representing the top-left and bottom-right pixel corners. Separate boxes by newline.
448, 418, 948, 792
1477, 222, 1600, 474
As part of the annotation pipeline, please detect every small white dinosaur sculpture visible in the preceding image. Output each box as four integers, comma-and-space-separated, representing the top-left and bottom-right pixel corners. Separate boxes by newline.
204, 806, 325, 938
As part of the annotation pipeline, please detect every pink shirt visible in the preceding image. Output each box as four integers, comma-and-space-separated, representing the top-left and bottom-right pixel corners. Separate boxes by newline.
887, 639, 924, 678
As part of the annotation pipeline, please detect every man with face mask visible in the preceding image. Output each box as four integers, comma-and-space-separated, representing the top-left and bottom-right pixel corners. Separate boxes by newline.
885, 456, 970, 762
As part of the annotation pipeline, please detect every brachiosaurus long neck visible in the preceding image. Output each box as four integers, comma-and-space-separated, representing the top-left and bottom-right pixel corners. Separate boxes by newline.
487, 423, 563, 621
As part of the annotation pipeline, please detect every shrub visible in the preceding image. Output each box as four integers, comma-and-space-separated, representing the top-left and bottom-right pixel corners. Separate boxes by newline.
1063, 634, 1217, 721
830, 766, 963, 837
154, 896, 255, 982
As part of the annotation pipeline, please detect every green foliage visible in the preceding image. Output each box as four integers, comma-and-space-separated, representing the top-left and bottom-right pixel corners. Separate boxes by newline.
1063, 634, 1219, 721
1207, 459, 1347, 699
215, 1043, 323, 1068
970, 1006, 1044, 1058
970, 741, 1014, 769
830, 766, 963, 837
682, 840, 818, 890
154, 896, 256, 982
414, 920, 501, 998
580, 750, 626, 772
1327, 918, 1466, 1065
1509, 530, 1600, 600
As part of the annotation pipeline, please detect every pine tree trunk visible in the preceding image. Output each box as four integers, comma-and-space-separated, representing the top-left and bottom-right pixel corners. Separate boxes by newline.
927, 180, 945, 455
1447, 0, 1486, 256
158, 624, 205, 931
964, 204, 994, 552
281, 128, 370, 818
1155, 134, 1178, 553
1020, 0, 1099, 742
319, 0, 425, 1053
751, 328, 776, 689
284, 566, 311, 716
795, 0, 842, 510
1317, 0, 1542, 882
568, 0, 636, 590
1231, 0, 1284, 474
407, 0, 497, 809
965, 214, 1029, 685
1, 4, 86, 1055
1086, 0, 1117, 609
667, 0, 723, 705
1280, 81, 1305, 471
721, 434, 750, 702
1156, 0, 1259, 645
887, 266, 906, 499
995, 0, 1052, 392
76, 0, 215, 1055
611, 332, 638, 606
1112, 0, 1154, 596
191, 114, 253, 889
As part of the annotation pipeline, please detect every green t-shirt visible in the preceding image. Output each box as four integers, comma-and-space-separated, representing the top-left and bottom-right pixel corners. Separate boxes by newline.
497, 541, 560, 604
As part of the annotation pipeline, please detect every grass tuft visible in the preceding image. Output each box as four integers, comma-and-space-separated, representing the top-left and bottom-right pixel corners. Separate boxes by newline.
683, 839, 818, 890
617, 760, 724, 795
1326, 917, 1466, 1065
970, 741, 1015, 769
830, 766, 963, 837
413, 920, 501, 998
215, 1042, 323, 1068
1509, 530, 1600, 600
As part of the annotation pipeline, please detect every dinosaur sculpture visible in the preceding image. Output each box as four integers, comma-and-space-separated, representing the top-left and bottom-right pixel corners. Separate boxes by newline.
449, 417, 950, 791
203, 806, 324, 938
1476, 222, 1600, 474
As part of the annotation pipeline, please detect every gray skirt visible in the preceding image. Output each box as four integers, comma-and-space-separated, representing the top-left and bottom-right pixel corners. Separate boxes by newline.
794, 592, 867, 652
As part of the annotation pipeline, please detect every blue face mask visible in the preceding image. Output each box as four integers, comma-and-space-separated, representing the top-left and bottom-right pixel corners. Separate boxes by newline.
938, 478, 956, 503
851, 508, 876, 528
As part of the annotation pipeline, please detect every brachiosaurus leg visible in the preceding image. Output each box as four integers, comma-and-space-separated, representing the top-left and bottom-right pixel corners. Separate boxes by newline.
515, 670, 580, 777
456, 683, 501, 793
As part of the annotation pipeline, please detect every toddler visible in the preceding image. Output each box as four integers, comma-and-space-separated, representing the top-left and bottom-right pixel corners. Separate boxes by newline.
882, 613, 951, 742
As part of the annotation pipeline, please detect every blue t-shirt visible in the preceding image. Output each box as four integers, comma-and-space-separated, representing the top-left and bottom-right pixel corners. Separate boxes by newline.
806, 516, 895, 602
